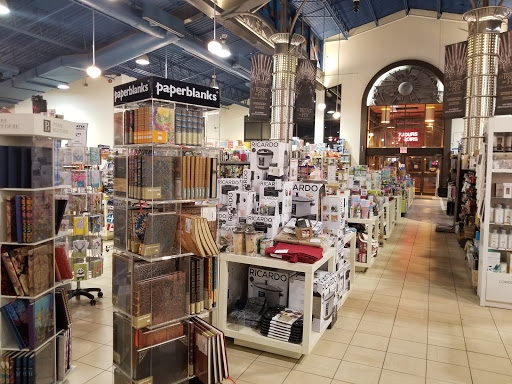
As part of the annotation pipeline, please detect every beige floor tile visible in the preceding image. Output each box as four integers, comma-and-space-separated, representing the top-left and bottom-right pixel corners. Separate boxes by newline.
387, 338, 427, 359
425, 378, 455, 384
490, 307, 512, 321
84, 370, 113, 384
429, 301, 460, 315
338, 306, 366, 320
361, 310, 395, 325
399, 297, 429, 310
391, 325, 428, 343
396, 306, 428, 320
350, 332, 389, 352
349, 291, 373, 301
365, 301, 398, 315
255, 352, 298, 369
427, 345, 469, 367
461, 314, 497, 330
77, 345, 113, 370
334, 361, 382, 384
322, 328, 355, 344
462, 325, 501, 342
227, 344, 261, 361
394, 314, 428, 330
344, 298, 370, 310
224, 355, 254, 379
312, 340, 349, 360
72, 338, 104, 360
428, 320, 464, 337
429, 310, 461, 325
356, 320, 393, 338
283, 370, 331, 384
383, 352, 426, 377
66, 362, 105, 384
71, 320, 103, 338
75, 325, 114, 344
467, 351, 512, 376
426, 360, 472, 384
294, 353, 341, 378
428, 332, 466, 350
458, 304, 492, 319
465, 337, 509, 358
370, 294, 400, 307
239, 361, 291, 384
333, 316, 360, 331
471, 368, 512, 384
343, 345, 385, 368
379, 369, 425, 384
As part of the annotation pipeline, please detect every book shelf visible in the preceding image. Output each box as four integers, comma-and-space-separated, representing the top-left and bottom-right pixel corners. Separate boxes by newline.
0, 113, 76, 383
112, 77, 229, 384
56, 145, 105, 305
478, 116, 512, 309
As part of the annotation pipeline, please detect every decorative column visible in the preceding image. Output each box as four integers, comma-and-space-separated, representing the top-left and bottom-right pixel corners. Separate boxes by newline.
463, 6, 511, 155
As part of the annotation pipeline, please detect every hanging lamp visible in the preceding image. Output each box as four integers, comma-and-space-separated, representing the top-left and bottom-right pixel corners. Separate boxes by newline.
86, 11, 101, 79
208, 1, 222, 54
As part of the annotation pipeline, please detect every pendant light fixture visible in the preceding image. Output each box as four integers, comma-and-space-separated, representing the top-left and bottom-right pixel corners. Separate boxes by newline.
210, 68, 219, 89
333, 31, 341, 120
0, 0, 10, 15
208, 1, 222, 54
86, 11, 101, 79
317, 6, 327, 112
135, 54, 150, 66
381, 107, 391, 124
425, 105, 435, 123
216, 34, 231, 58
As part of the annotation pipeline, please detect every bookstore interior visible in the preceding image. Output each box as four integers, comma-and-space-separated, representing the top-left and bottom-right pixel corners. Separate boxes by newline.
3, 0, 512, 384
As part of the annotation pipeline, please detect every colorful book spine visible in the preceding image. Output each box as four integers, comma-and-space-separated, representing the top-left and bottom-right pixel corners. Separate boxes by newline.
25, 196, 32, 243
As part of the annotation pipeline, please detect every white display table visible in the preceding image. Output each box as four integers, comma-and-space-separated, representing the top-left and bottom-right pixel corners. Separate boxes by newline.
347, 215, 379, 270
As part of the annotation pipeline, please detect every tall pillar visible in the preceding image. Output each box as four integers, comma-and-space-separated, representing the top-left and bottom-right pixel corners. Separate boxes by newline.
315, 89, 324, 144
463, 6, 511, 155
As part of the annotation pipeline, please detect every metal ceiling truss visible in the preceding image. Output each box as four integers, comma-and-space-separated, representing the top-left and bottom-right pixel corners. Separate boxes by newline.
436, 0, 442, 19
322, 0, 349, 39
365, 0, 379, 26
403, 0, 410, 15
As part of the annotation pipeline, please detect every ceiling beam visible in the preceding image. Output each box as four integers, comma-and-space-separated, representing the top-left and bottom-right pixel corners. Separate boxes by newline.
322, 0, 350, 39
436, 0, 442, 19
0, 22, 82, 52
403, 0, 410, 15
365, 0, 379, 26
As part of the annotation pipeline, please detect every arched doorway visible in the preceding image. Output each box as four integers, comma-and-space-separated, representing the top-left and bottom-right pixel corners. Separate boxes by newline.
360, 60, 449, 196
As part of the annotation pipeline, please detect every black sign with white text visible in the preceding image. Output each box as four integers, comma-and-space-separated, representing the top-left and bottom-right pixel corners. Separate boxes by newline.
113, 76, 220, 108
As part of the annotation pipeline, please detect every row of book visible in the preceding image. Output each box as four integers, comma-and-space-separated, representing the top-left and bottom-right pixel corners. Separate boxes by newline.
1, 293, 54, 350
56, 329, 72, 381
190, 256, 217, 314
1, 244, 53, 297
55, 287, 73, 331
0, 342, 54, 384
5, 193, 53, 244
114, 106, 206, 146
182, 155, 218, 200
0, 145, 52, 189
181, 214, 219, 257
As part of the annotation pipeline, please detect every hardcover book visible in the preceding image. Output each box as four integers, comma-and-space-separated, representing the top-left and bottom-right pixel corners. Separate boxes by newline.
28, 293, 54, 350
1, 299, 30, 349
31, 191, 53, 242
141, 212, 179, 256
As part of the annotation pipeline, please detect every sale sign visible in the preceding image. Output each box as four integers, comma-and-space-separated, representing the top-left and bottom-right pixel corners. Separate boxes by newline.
398, 131, 419, 142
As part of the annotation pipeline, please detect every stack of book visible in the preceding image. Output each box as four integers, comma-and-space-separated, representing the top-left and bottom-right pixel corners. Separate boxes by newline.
0, 293, 54, 350
4, 192, 53, 243
56, 329, 72, 381
114, 106, 175, 145
185, 317, 229, 384
180, 214, 219, 257
175, 107, 205, 146
190, 256, 217, 314
181, 154, 217, 199
1, 243, 54, 297
0, 350, 36, 382
0, 144, 52, 189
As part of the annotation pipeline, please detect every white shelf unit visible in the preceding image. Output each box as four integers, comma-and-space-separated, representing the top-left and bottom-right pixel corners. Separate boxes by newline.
478, 116, 512, 309
347, 215, 380, 270
0, 113, 76, 382
217, 235, 357, 358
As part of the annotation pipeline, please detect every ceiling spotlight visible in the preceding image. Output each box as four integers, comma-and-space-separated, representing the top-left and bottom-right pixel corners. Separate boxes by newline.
86, 65, 101, 79
327, 110, 335, 114
317, 103, 326, 111
210, 74, 219, 89
57, 84, 70, 90
333, 111, 341, 119
208, 39, 222, 54
135, 54, 150, 66
216, 34, 231, 58
0, 0, 10, 15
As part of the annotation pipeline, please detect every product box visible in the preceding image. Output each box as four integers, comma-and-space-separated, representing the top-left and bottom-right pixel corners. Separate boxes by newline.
259, 181, 293, 215
321, 195, 344, 234
312, 270, 337, 333
218, 210, 238, 226
487, 250, 501, 272
292, 182, 325, 219
217, 178, 242, 209
248, 266, 293, 307
288, 273, 305, 312
247, 213, 282, 239
250, 141, 290, 172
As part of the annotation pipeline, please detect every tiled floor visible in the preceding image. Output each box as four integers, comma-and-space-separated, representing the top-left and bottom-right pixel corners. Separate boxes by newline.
68, 198, 512, 384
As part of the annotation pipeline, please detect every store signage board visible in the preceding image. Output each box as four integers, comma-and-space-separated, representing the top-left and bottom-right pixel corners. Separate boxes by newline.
0, 114, 75, 140
400, 147, 408, 154
496, 30, 512, 115
398, 132, 419, 142
443, 41, 468, 119
295, 59, 318, 123
70, 123, 88, 147
113, 76, 220, 109
249, 54, 272, 121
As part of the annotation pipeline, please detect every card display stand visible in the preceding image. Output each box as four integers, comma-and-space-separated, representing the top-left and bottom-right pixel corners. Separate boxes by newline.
0, 113, 75, 383
112, 81, 227, 384
56, 146, 105, 306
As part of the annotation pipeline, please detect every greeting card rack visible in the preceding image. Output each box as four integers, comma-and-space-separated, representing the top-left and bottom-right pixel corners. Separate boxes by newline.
56, 145, 105, 305
112, 76, 228, 384
0, 113, 76, 383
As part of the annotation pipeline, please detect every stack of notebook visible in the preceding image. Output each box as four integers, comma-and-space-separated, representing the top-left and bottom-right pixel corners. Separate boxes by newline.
1, 244, 53, 297
181, 155, 217, 200
186, 316, 229, 384
180, 214, 219, 258
260, 307, 304, 344
0, 145, 52, 189
5, 192, 53, 243
0, 350, 36, 382
114, 106, 175, 145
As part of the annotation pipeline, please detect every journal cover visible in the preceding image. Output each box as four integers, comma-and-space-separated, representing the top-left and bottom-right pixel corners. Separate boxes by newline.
112, 253, 131, 313
28, 293, 54, 350
28, 244, 53, 296
1, 299, 30, 349
0, 145, 7, 187
7, 146, 21, 188
141, 212, 179, 256
113, 155, 127, 197
31, 191, 53, 242
54, 247, 73, 280
1, 251, 24, 296
30, 146, 52, 188
19, 147, 31, 189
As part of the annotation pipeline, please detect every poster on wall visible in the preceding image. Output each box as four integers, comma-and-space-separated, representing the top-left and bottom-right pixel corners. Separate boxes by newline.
294, 59, 317, 123
443, 41, 467, 119
70, 123, 88, 147
310, 32, 323, 70
496, 30, 512, 115
249, 54, 273, 121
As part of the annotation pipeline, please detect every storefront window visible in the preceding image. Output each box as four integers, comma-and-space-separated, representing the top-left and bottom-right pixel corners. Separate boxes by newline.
367, 104, 444, 149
